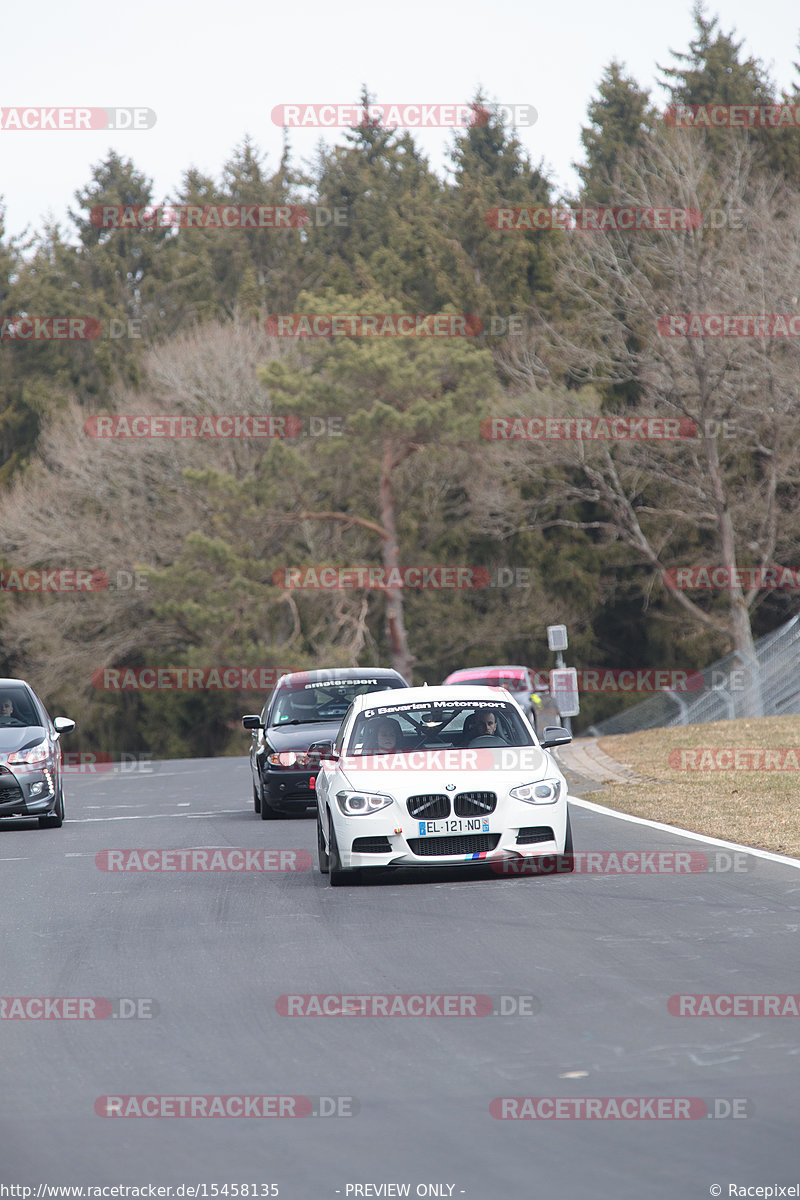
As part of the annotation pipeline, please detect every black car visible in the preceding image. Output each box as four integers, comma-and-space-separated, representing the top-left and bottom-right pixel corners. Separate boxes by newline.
242, 668, 408, 818
0, 678, 75, 828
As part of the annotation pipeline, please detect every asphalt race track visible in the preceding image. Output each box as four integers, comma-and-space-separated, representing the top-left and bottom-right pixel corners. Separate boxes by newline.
2, 756, 799, 1198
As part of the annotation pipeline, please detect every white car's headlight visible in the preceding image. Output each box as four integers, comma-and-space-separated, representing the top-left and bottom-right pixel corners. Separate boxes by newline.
509, 779, 561, 804
336, 790, 394, 816
7, 742, 49, 767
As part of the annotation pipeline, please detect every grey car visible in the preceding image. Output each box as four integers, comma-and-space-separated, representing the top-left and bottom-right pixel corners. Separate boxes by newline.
0, 679, 75, 828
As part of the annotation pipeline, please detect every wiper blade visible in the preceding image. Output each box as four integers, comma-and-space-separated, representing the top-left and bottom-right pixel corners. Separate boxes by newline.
269, 718, 332, 727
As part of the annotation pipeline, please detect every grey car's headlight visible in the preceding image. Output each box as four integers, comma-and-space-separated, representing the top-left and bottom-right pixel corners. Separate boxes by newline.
336, 790, 394, 816
8, 742, 49, 767
509, 779, 561, 804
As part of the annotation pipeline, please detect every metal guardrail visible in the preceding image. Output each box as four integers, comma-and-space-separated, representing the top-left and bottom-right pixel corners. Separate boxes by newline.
587, 614, 800, 736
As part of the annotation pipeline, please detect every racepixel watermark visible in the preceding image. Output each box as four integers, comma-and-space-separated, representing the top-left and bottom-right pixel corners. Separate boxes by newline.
89, 205, 346, 229
480, 416, 698, 440
492, 850, 750, 875
95, 1095, 358, 1118
490, 1097, 751, 1119
62, 752, 155, 775
0, 997, 157, 1019
84, 415, 303, 439
658, 314, 800, 337
0, 107, 156, 130
665, 103, 800, 128
1, 317, 102, 340
669, 994, 800, 1016
270, 102, 537, 128
486, 206, 701, 232
264, 313, 482, 337
95, 849, 312, 872
271, 566, 529, 589
668, 748, 800, 771
665, 566, 800, 590
0, 568, 147, 593
91, 667, 303, 690
275, 993, 540, 1016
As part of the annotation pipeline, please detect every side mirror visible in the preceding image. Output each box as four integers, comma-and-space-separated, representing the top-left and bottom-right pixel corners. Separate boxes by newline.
53, 717, 76, 734
540, 726, 572, 749
309, 740, 337, 762
242, 715, 264, 730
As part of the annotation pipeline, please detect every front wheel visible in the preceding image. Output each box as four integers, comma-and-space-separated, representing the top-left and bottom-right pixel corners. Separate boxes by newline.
259, 782, 281, 820
328, 819, 359, 886
317, 812, 330, 874
559, 809, 574, 872
39, 786, 64, 829
253, 780, 261, 813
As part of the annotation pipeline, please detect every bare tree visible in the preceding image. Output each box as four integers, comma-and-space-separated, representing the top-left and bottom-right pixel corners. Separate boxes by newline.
495, 130, 800, 713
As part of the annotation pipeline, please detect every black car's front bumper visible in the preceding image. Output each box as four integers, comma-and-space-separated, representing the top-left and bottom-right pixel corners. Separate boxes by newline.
260, 767, 318, 814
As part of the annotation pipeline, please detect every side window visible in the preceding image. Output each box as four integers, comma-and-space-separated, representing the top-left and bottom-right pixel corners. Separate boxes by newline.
334, 703, 355, 755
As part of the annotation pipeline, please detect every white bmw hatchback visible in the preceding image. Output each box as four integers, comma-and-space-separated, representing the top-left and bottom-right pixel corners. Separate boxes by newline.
314, 685, 574, 885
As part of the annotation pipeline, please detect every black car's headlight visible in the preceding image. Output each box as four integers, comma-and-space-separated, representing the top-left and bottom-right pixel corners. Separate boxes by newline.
7, 742, 50, 767
266, 750, 314, 768
509, 779, 562, 804
336, 790, 393, 816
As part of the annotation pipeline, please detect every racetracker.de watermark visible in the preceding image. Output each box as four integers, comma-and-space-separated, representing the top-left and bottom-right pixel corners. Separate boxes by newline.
665, 566, 800, 590
0, 107, 155, 130
84, 415, 302, 439
658, 314, 800, 337
89, 205, 346, 229
490, 1097, 751, 1119
665, 103, 800, 128
486, 206, 701, 231
270, 102, 536, 128
62, 752, 155, 775
531, 668, 705, 693
264, 313, 482, 337
481, 416, 698, 440
272, 566, 493, 589
1, 317, 102, 340
669, 994, 800, 1016
667, 748, 800, 771
492, 851, 750, 875
95, 849, 312, 872
95, 1095, 357, 1117
275, 993, 540, 1016
91, 667, 302, 690
0, 997, 157, 1019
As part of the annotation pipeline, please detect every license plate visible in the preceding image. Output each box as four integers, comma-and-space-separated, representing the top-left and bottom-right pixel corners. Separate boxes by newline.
418, 818, 491, 835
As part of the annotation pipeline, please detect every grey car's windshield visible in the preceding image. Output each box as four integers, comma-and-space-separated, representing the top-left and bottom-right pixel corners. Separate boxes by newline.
0, 687, 41, 726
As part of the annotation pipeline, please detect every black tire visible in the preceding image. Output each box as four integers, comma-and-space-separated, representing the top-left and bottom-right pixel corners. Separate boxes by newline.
253, 779, 261, 813
260, 791, 281, 820
328, 818, 359, 886
317, 811, 330, 874
558, 809, 574, 873
39, 786, 64, 829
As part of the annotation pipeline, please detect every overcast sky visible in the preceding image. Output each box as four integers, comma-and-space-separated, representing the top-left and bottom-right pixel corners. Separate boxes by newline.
2, 0, 799, 243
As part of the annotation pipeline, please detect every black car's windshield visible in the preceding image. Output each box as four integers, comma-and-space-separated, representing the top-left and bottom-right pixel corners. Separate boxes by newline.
0, 687, 40, 727
269, 678, 403, 727
346, 699, 535, 755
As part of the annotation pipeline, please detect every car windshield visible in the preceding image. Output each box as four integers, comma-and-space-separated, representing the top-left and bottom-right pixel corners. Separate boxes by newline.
345, 699, 535, 755
269, 678, 403, 727
0, 687, 40, 726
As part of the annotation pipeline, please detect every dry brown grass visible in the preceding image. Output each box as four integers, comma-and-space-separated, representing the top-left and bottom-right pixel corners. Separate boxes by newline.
592, 715, 800, 858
